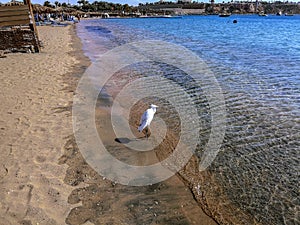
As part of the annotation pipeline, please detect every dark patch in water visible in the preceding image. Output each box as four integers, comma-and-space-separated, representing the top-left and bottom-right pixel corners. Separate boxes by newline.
85, 26, 111, 34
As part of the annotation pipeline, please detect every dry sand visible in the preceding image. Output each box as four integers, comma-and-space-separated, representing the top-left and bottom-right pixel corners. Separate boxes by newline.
0, 26, 80, 225
0, 25, 219, 225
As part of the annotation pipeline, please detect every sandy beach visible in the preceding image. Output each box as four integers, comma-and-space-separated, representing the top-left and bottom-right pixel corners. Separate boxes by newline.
0, 25, 218, 225
0, 25, 82, 225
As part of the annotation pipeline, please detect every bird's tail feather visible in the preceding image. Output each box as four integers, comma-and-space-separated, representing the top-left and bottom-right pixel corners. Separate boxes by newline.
138, 124, 142, 132
138, 123, 147, 132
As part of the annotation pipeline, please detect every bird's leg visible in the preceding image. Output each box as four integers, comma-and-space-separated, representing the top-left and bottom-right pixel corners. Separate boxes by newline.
145, 127, 148, 139
145, 126, 151, 139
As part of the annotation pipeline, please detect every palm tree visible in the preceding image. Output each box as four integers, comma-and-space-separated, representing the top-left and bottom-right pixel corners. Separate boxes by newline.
77, 0, 88, 6
123, 4, 130, 12
43, 1, 51, 7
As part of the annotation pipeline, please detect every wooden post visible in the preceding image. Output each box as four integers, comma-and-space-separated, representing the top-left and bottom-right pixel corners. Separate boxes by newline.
24, 0, 40, 52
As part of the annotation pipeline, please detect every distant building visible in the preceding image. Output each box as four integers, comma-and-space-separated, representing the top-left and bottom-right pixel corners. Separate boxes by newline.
249, 3, 255, 13
177, 0, 192, 3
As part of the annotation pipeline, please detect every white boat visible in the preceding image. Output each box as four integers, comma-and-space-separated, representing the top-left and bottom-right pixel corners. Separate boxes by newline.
219, 13, 231, 17
138, 15, 182, 19
258, 12, 268, 17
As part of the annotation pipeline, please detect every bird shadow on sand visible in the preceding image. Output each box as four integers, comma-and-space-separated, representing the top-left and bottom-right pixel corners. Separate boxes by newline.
114, 137, 147, 144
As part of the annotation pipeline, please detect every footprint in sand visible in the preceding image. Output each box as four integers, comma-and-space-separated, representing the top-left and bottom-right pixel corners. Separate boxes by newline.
0, 165, 8, 179
34, 155, 46, 164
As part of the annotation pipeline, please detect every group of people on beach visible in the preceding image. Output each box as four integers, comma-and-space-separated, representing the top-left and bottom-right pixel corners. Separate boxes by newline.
34, 12, 80, 24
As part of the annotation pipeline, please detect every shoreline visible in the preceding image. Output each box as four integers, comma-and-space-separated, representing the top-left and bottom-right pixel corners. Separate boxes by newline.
61, 24, 220, 224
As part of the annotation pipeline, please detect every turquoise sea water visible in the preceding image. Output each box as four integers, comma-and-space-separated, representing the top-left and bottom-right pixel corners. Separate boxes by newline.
77, 15, 299, 225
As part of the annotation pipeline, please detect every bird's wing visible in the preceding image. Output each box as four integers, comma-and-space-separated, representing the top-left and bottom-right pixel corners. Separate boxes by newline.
139, 111, 148, 125
138, 110, 150, 132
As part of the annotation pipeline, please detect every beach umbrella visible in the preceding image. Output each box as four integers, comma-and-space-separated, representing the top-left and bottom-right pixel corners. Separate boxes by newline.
4, 1, 23, 6
32, 4, 55, 13
45, 7, 55, 13
54, 7, 63, 12
62, 7, 77, 13
74, 10, 85, 15
32, 4, 44, 13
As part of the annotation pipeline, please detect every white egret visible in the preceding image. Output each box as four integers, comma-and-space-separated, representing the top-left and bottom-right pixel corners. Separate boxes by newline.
138, 104, 158, 138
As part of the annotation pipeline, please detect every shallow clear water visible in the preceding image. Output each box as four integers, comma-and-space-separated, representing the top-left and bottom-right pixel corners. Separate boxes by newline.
77, 15, 300, 225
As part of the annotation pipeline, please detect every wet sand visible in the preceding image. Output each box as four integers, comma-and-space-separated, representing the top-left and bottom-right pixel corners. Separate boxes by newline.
0, 25, 218, 225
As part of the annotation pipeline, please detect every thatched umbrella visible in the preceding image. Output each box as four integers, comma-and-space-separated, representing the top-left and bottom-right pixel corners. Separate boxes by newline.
54, 6, 63, 13
32, 4, 44, 13
4, 1, 24, 6
76, 10, 85, 15
32, 4, 55, 13
63, 7, 77, 13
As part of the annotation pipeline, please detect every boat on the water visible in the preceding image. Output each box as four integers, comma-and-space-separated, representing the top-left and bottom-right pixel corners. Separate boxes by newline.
219, 13, 231, 17
258, 12, 268, 17
138, 15, 182, 19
